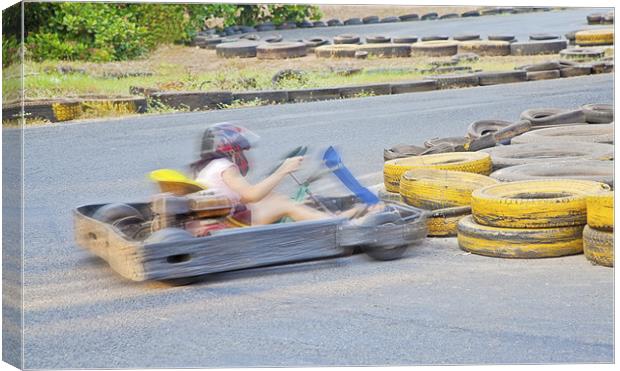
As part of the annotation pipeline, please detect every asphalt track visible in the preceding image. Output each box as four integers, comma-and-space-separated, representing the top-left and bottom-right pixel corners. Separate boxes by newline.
14, 73, 614, 367
252, 7, 612, 43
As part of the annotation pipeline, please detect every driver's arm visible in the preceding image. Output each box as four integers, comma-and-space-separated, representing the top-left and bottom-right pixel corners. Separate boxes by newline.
222, 156, 303, 203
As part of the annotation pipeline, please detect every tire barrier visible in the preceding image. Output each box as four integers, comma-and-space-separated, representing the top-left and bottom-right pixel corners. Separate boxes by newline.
453, 34, 480, 41
439, 13, 459, 20
587, 13, 604, 24
583, 226, 614, 267
383, 152, 492, 192
529, 33, 560, 40
461, 10, 480, 17
581, 103, 614, 123
354, 51, 368, 59
591, 61, 614, 74
586, 191, 614, 230
488, 35, 516, 42
517, 61, 562, 72
490, 160, 614, 187
421, 35, 450, 42
384, 144, 428, 161
575, 29, 614, 46
480, 142, 614, 169
427, 73, 479, 89
559, 48, 605, 62
215, 41, 260, 58
298, 20, 314, 28
392, 36, 418, 44
150, 91, 233, 110
510, 40, 568, 55
477, 70, 527, 85
420, 12, 438, 21
527, 70, 561, 81
411, 41, 459, 57
470, 180, 609, 229
457, 215, 584, 258
366, 35, 391, 44
400, 169, 499, 209
424, 136, 469, 149
327, 19, 343, 26
300, 37, 330, 52
263, 34, 283, 43
381, 16, 400, 23
560, 65, 592, 77
399, 14, 419, 21
519, 107, 586, 127
357, 44, 411, 58
427, 206, 471, 237
467, 119, 513, 139
339, 83, 391, 98
362, 16, 380, 24
313, 21, 327, 27
315, 44, 358, 58
334, 34, 360, 44
256, 42, 307, 59
457, 40, 510, 56
390, 80, 437, 95
278, 22, 297, 30
344, 18, 363, 26
256, 23, 276, 32
511, 124, 613, 145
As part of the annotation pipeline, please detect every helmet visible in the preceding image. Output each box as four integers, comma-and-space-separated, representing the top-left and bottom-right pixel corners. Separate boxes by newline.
199, 123, 259, 176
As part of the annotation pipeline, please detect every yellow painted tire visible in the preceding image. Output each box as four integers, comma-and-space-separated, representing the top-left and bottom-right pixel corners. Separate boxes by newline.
583, 225, 614, 267
575, 29, 614, 46
383, 152, 492, 193
400, 169, 498, 209
427, 206, 471, 237
587, 191, 614, 230
52, 101, 82, 121
471, 180, 610, 228
457, 215, 584, 258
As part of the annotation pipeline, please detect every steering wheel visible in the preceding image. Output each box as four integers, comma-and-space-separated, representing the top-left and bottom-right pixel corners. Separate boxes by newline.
267, 146, 308, 176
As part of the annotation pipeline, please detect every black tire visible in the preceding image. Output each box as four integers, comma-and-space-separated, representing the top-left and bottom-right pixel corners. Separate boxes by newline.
302, 37, 329, 48
277, 22, 297, 30
364, 244, 409, 261
427, 73, 479, 89
458, 40, 510, 56
527, 70, 561, 81
583, 226, 614, 267
334, 34, 360, 44
255, 23, 276, 32
393, 36, 418, 44
529, 33, 560, 40
215, 41, 260, 58
488, 35, 516, 42
384, 144, 427, 161
467, 119, 513, 139
344, 18, 363, 25
581, 103, 614, 124
587, 13, 604, 25
453, 34, 480, 41
263, 34, 283, 43
480, 142, 614, 169
357, 44, 411, 57
520, 108, 586, 127
490, 160, 613, 186
411, 41, 459, 57
313, 21, 327, 27
560, 48, 605, 62
439, 13, 459, 19
326, 19, 343, 26
363, 15, 379, 24
92, 203, 144, 224
399, 13, 419, 21
461, 10, 480, 17
560, 65, 592, 77
477, 70, 527, 85
366, 35, 391, 44
424, 136, 468, 149
298, 20, 314, 28
516, 61, 562, 72
381, 16, 401, 23
421, 35, 449, 41
239, 33, 260, 41
256, 42, 307, 59
510, 40, 568, 55
420, 12, 438, 20
511, 124, 613, 144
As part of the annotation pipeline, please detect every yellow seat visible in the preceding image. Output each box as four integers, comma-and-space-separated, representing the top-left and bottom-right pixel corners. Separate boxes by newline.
149, 169, 206, 196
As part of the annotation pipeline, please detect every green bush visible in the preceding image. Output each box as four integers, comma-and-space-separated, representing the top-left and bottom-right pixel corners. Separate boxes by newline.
14, 3, 323, 63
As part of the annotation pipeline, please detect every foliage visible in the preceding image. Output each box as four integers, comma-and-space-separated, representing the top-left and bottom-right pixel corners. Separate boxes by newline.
2, 34, 20, 67
5, 3, 322, 64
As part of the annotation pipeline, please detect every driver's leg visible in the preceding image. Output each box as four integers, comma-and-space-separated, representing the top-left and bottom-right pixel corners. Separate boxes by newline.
249, 194, 328, 225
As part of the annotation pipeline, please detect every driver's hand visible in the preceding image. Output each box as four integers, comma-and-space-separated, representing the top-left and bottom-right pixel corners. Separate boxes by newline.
277, 156, 304, 175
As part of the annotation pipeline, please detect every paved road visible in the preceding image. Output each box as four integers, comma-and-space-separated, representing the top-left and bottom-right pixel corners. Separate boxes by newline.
14, 74, 614, 368
253, 7, 612, 43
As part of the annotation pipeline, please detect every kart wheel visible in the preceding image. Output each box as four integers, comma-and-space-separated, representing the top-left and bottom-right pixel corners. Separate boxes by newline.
92, 203, 144, 224
364, 244, 409, 261
162, 276, 204, 286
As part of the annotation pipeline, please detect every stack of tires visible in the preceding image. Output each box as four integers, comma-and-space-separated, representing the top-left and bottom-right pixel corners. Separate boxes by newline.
583, 191, 614, 267
457, 180, 610, 258
383, 152, 493, 237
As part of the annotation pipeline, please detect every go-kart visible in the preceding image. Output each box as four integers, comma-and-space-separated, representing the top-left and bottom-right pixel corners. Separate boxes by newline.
73, 147, 428, 283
